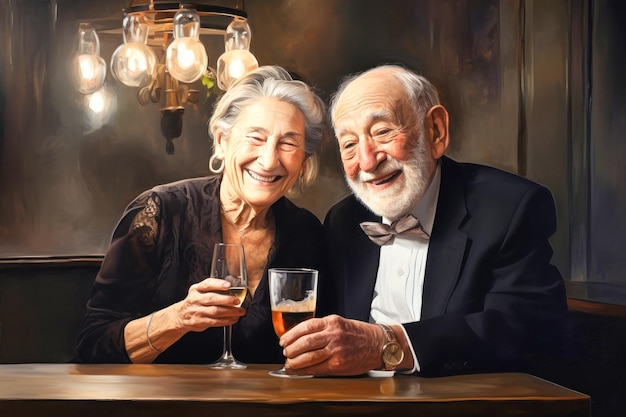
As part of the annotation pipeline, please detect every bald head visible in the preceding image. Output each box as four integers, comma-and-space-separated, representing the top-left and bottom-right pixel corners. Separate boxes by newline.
330, 65, 441, 130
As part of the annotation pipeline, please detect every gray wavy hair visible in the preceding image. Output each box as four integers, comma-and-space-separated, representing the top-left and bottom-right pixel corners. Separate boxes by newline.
209, 65, 329, 188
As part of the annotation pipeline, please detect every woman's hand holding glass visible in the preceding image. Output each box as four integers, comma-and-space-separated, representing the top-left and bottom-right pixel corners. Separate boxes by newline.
174, 277, 246, 332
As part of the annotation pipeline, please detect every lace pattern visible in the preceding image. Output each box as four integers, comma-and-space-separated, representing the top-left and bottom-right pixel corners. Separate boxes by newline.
131, 194, 160, 250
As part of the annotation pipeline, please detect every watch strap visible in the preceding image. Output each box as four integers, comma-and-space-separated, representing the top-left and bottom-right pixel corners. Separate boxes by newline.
377, 323, 404, 370
378, 323, 397, 344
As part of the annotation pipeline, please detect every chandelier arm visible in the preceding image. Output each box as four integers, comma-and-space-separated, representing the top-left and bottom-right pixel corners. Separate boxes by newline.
125, 3, 247, 20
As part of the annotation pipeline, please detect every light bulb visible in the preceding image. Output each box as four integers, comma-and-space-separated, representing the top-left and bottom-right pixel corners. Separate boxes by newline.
216, 49, 258, 90
83, 86, 116, 132
215, 18, 257, 90
224, 18, 252, 52
166, 38, 208, 83
73, 54, 107, 94
72, 23, 106, 95
166, 9, 208, 84
111, 43, 157, 87
172, 9, 201, 39
110, 15, 157, 87
88, 90, 106, 114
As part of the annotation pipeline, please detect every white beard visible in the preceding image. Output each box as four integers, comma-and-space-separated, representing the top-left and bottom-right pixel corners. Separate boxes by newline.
345, 131, 434, 221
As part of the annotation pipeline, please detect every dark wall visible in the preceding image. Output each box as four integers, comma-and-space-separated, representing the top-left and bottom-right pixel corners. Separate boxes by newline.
0, 264, 96, 362
0, 0, 565, 266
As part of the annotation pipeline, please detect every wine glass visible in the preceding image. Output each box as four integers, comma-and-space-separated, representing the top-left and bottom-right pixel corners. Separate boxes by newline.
268, 267, 318, 378
207, 243, 248, 370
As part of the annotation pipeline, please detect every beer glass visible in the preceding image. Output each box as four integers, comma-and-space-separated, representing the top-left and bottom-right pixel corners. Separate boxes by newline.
268, 267, 318, 378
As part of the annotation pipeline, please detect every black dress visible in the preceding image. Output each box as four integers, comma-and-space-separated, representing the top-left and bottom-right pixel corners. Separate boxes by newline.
74, 176, 327, 364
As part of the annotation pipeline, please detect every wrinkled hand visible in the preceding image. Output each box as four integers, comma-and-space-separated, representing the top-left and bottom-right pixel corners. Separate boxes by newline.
174, 278, 246, 332
279, 315, 383, 376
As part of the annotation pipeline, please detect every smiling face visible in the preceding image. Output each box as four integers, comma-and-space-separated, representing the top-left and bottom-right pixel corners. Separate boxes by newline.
332, 69, 440, 220
216, 97, 307, 211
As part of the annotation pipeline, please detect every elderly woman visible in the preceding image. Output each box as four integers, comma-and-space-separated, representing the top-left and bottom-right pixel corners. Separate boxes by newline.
75, 66, 329, 364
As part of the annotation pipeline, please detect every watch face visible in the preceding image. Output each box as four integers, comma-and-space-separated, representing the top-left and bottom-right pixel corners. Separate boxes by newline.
382, 341, 404, 367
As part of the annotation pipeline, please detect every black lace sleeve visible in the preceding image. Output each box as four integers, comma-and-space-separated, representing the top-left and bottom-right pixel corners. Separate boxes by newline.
74, 193, 165, 363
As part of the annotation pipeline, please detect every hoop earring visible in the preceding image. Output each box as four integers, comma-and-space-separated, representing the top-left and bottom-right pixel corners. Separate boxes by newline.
209, 154, 224, 174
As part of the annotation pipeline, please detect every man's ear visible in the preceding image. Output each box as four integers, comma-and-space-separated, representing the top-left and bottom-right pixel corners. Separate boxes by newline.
426, 105, 449, 159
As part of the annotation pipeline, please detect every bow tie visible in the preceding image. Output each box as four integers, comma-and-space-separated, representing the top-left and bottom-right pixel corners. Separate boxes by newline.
360, 214, 430, 246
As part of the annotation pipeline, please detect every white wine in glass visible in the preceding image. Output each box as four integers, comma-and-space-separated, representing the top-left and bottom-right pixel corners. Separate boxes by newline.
268, 267, 318, 378
207, 243, 248, 370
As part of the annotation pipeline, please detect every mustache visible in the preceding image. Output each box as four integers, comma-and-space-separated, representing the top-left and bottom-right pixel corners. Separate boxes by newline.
357, 157, 403, 182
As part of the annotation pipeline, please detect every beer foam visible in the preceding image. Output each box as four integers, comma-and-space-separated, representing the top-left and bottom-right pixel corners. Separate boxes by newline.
275, 290, 316, 312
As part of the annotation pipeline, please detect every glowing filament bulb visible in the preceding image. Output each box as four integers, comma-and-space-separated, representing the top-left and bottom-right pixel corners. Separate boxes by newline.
176, 42, 196, 69
72, 23, 106, 95
216, 19, 258, 90
166, 9, 208, 83
216, 49, 258, 90
110, 15, 157, 87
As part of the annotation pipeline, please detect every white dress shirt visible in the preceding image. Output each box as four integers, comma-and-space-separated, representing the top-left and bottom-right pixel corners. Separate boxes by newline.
369, 163, 441, 372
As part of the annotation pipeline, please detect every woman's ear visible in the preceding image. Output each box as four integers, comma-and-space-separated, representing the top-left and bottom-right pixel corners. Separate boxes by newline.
426, 104, 450, 159
212, 129, 225, 157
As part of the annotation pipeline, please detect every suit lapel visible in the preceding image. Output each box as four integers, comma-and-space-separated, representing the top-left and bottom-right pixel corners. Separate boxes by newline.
344, 204, 380, 321
421, 157, 469, 319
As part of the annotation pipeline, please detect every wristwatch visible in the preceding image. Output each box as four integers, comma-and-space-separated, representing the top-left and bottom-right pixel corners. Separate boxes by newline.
377, 323, 404, 370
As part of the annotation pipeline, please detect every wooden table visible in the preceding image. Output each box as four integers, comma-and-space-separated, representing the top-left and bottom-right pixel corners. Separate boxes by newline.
0, 363, 589, 417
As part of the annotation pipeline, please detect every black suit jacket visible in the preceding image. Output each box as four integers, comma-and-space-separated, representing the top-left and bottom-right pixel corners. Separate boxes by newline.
323, 156, 568, 376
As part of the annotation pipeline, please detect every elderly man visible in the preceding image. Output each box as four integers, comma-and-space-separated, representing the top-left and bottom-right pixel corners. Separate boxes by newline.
280, 65, 568, 377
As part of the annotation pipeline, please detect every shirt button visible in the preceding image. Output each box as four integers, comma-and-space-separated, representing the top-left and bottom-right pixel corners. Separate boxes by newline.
397, 268, 405, 276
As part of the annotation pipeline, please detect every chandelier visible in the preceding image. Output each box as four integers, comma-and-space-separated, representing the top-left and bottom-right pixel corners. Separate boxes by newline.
71, 1, 259, 154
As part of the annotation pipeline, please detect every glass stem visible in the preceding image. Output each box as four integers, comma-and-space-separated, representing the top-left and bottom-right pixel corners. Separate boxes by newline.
222, 325, 234, 360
